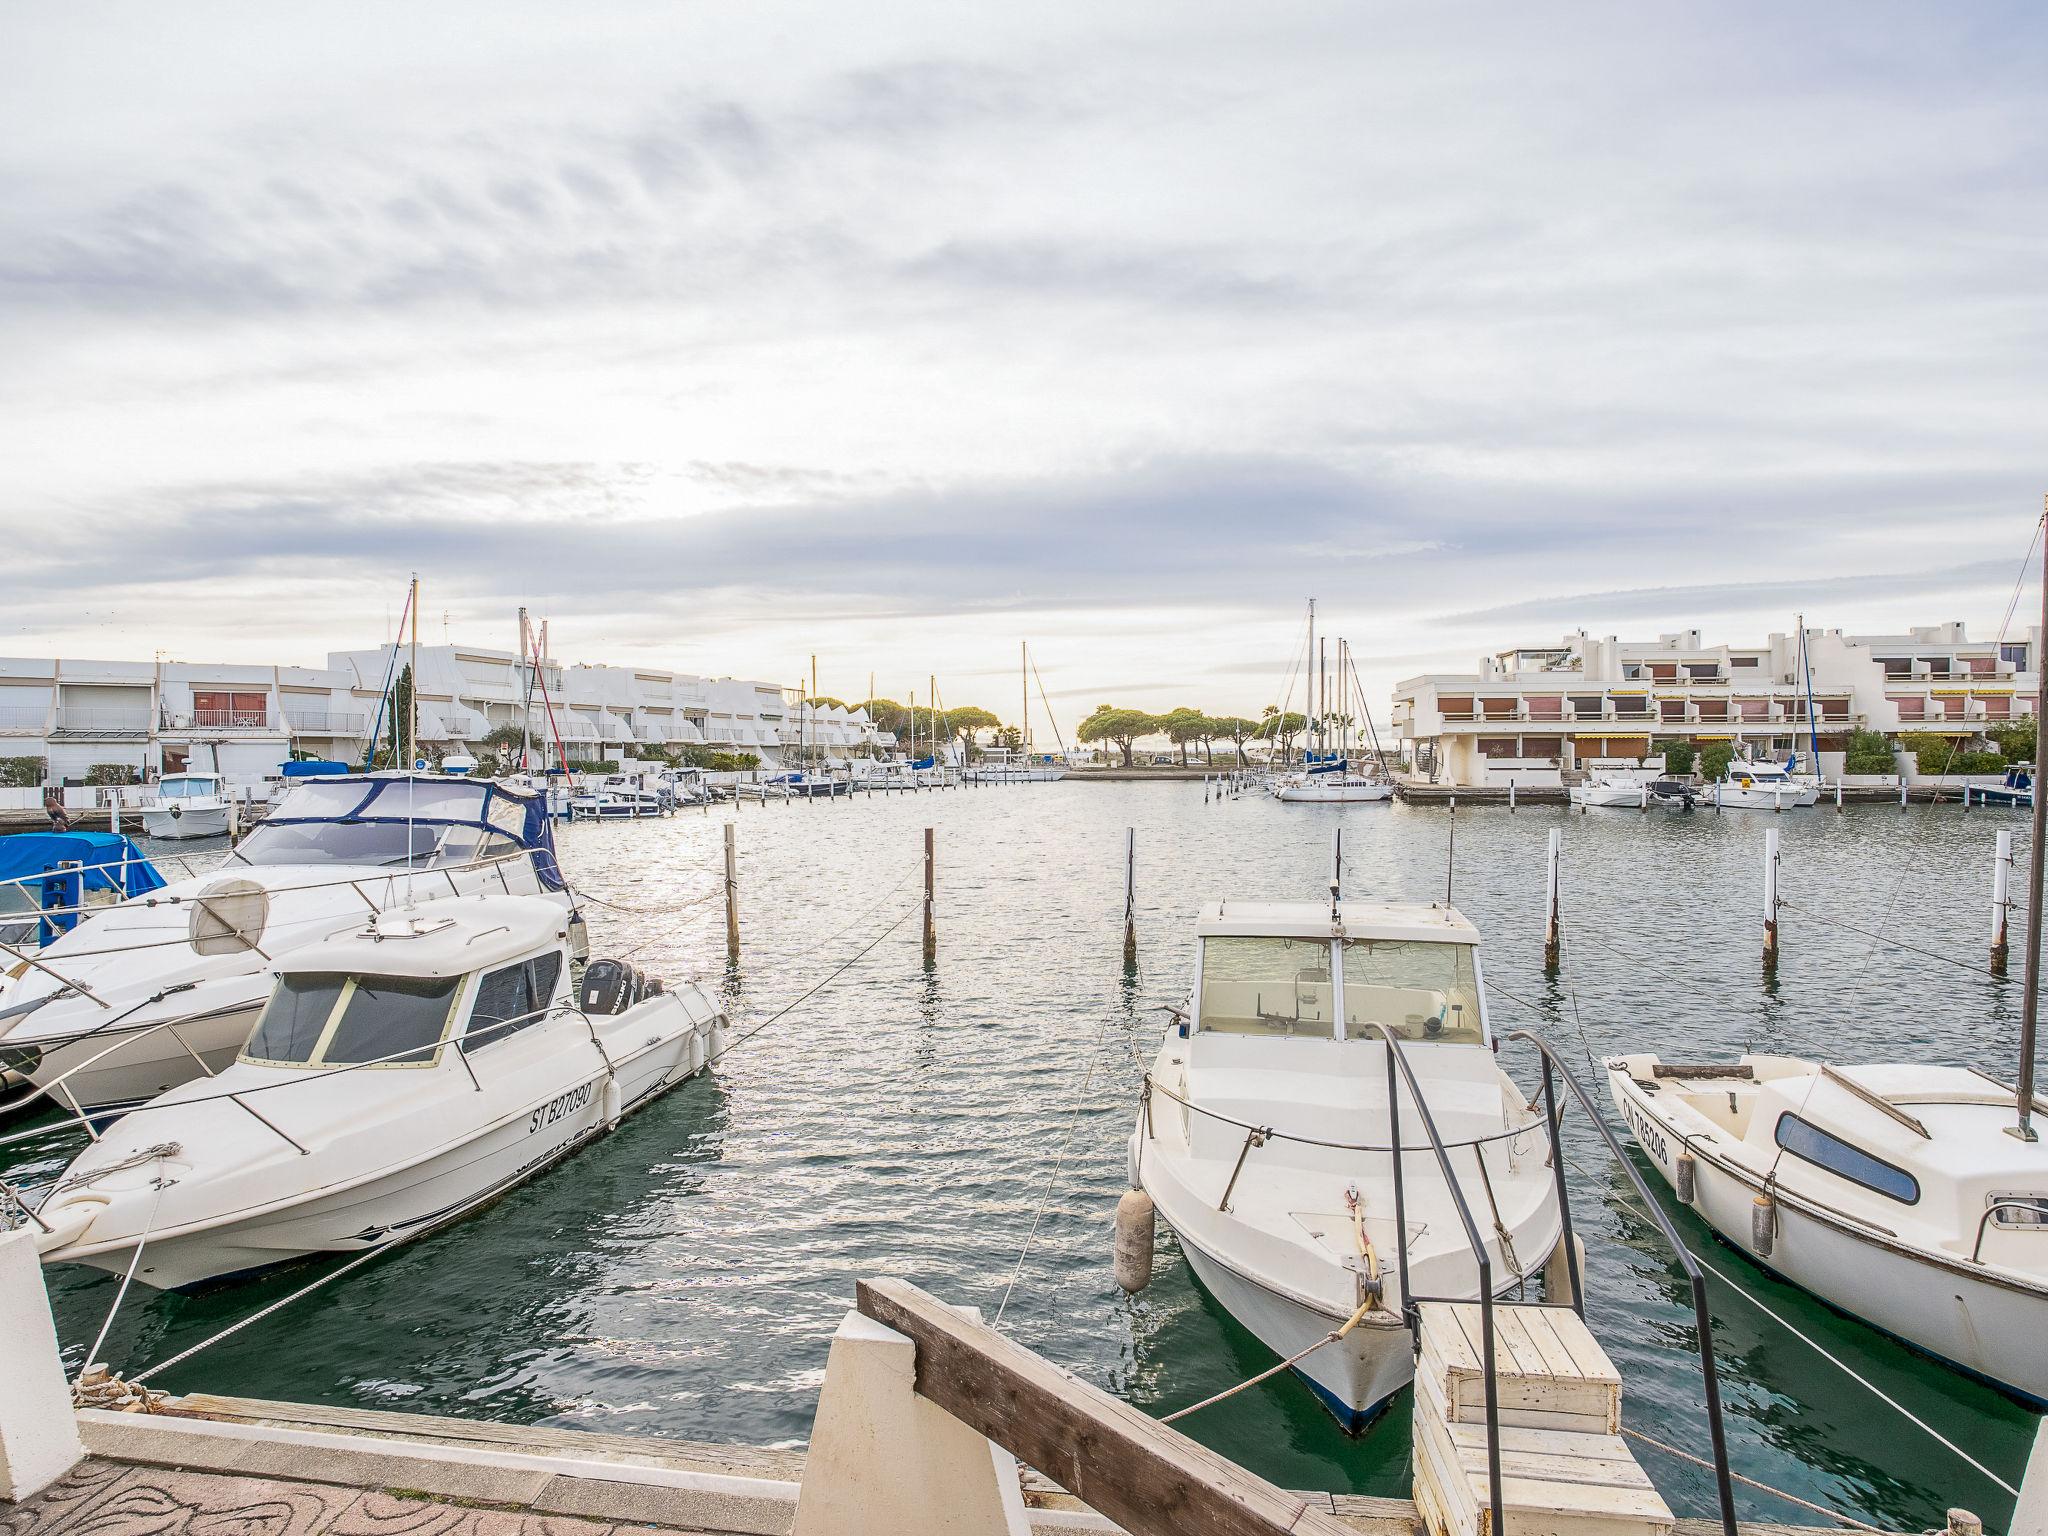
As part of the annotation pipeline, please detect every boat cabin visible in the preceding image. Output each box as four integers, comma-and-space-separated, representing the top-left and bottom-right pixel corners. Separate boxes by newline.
1190, 900, 1487, 1046
156, 773, 224, 804
240, 896, 571, 1072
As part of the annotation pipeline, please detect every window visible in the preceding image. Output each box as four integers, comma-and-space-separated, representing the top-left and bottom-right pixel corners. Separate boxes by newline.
244, 972, 461, 1067
2002, 642, 2030, 669
469, 953, 565, 1046
235, 819, 443, 867
1198, 936, 1334, 1038
247, 974, 348, 1064
322, 975, 462, 1064
1341, 939, 1483, 1043
1773, 1114, 1919, 1203
1731, 656, 1759, 668
1989, 1194, 2048, 1229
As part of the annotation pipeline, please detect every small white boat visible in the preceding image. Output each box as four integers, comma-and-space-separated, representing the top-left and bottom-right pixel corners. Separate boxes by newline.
141, 773, 233, 841
0, 773, 577, 1115
570, 776, 670, 818
26, 893, 723, 1289
1711, 756, 1820, 809
1568, 771, 1699, 809
1971, 765, 2035, 810
1129, 898, 1561, 1429
1608, 1053, 2048, 1403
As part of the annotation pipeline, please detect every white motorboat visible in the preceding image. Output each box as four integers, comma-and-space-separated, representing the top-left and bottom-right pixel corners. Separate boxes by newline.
1970, 765, 2035, 810
141, 773, 233, 841
965, 750, 1067, 784
0, 773, 579, 1115
569, 775, 671, 818
1128, 898, 1561, 1429
24, 893, 724, 1289
1564, 774, 1679, 811
1607, 1053, 2048, 1403
1711, 756, 1820, 809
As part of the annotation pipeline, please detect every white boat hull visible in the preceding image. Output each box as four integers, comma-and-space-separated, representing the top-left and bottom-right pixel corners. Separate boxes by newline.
19, 1002, 260, 1116
1609, 1066, 2048, 1403
1711, 782, 1819, 809
47, 1007, 725, 1289
1175, 1233, 1415, 1429
1272, 780, 1395, 803
1569, 783, 1649, 808
141, 804, 231, 840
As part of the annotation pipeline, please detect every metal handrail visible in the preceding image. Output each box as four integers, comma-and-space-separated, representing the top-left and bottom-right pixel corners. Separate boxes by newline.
1143, 1069, 1544, 1155
1504, 1030, 1738, 1536
1362, 1021, 1504, 1536
1970, 1198, 2048, 1263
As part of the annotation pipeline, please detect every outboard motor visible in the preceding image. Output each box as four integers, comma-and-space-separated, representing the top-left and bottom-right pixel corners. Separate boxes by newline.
580, 959, 646, 1015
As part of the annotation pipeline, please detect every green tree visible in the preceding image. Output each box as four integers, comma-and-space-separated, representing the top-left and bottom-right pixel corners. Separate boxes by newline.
1211, 717, 1262, 765
84, 763, 138, 787
383, 665, 416, 767
0, 757, 45, 788
1843, 729, 1899, 775
1697, 742, 1735, 782
1661, 739, 1697, 775
1160, 707, 1213, 767
993, 725, 1023, 752
941, 705, 1001, 756
1256, 708, 1308, 759
1078, 705, 1159, 769
1988, 719, 2038, 764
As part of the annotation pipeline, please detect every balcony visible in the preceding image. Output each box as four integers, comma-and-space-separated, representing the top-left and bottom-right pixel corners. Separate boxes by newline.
0, 706, 46, 732
175, 707, 279, 731
286, 710, 368, 737
50, 708, 152, 740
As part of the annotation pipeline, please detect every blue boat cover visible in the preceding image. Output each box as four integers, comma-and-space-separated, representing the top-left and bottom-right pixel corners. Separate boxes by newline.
281, 759, 352, 778
252, 773, 565, 891
0, 832, 165, 943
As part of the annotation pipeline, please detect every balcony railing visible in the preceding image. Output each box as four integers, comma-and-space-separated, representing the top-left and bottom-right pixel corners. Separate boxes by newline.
0, 706, 46, 731
51, 708, 152, 736
178, 708, 279, 730
286, 710, 368, 736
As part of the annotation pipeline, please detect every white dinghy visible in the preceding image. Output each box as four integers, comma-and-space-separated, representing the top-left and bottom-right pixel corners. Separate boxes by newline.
1127, 896, 1561, 1429
0, 773, 579, 1116
22, 893, 723, 1289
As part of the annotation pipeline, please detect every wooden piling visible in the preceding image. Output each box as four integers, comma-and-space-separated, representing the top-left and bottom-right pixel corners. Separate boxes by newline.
1994, 828, 2013, 978
1543, 826, 1562, 975
723, 821, 740, 962
1123, 827, 1137, 968
1835, 779, 1844, 813
922, 826, 936, 965
1762, 826, 1780, 976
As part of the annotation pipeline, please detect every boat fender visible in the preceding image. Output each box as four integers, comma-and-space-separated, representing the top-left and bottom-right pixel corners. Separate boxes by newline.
601, 1075, 623, 1129
1675, 1152, 1696, 1204
1752, 1189, 1776, 1257
1114, 1188, 1155, 1294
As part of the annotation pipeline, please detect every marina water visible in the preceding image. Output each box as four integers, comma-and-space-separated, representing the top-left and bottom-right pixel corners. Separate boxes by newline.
8, 784, 2039, 1530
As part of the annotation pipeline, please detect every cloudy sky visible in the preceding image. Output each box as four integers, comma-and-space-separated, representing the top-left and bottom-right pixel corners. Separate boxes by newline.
3, 3, 2043, 733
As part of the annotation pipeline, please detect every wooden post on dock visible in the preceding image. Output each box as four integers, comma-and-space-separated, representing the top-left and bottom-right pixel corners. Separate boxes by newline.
227, 796, 242, 845
922, 827, 936, 965
723, 822, 740, 962
1123, 827, 1137, 968
1762, 826, 1780, 976
1994, 828, 2014, 978
1544, 827, 1562, 975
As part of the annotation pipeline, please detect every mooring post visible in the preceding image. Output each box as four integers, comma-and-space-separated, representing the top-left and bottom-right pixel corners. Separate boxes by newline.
1901, 776, 1909, 810
723, 821, 740, 962
1123, 826, 1137, 968
1763, 826, 1780, 975
1835, 778, 1844, 813
227, 795, 242, 844
1544, 826, 1562, 975
1508, 779, 1517, 813
1994, 828, 2014, 978
1965, 784, 1973, 812
109, 795, 120, 837
922, 827, 936, 965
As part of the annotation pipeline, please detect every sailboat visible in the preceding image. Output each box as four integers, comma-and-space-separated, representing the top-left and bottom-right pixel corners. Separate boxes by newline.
1709, 617, 1824, 809
1272, 633, 1395, 803
967, 643, 1068, 783
1609, 508, 2048, 1404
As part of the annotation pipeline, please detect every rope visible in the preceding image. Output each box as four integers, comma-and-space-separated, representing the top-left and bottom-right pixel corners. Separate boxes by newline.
78, 1155, 168, 1380
1619, 1428, 1891, 1532
573, 884, 723, 918
1776, 898, 2005, 984
1159, 1298, 1378, 1423
1592, 1169, 2020, 1499
125, 896, 924, 1387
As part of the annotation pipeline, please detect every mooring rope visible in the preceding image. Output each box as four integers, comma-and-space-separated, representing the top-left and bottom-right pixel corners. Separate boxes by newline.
1159, 1298, 1379, 1424
1619, 1427, 1891, 1532
1775, 897, 2004, 983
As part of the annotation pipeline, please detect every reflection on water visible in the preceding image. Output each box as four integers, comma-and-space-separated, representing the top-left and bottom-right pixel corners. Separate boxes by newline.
9, 789, 2042, 1526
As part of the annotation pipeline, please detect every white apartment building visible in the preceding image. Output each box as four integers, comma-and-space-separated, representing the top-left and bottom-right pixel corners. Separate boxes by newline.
1393, 623, 2040, 788
0, 641, 891, 787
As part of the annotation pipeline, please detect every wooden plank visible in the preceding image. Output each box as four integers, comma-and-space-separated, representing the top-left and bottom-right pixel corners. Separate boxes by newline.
856, 1277, 1355, 1536
1516, 1310, 1585, 1382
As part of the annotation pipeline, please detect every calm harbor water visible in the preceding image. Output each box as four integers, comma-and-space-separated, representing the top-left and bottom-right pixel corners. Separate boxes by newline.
9, 783, 2043, 1531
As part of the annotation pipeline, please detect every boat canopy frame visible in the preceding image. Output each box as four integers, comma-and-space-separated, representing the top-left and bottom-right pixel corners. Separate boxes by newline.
233, 774, 564, 890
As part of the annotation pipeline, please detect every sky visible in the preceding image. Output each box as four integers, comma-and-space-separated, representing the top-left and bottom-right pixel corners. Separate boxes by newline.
2, 2, 2044, 737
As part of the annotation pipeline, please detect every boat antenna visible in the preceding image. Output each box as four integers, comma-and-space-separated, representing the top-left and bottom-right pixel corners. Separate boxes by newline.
2013, 495, 2048, 1142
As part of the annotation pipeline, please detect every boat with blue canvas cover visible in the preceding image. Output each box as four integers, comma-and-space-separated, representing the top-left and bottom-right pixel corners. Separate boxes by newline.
0, 832, 165, 953
1973, 764, 2035, 809
0, 773, 580, 1116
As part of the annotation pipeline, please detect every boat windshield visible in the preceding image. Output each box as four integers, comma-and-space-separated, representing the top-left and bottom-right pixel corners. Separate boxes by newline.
1341, 938, 1484, 1043
245, 971, 463, 1067
231, 819, 527, 870
159, 776, 214, 798
1197, 936, 1335, 1038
